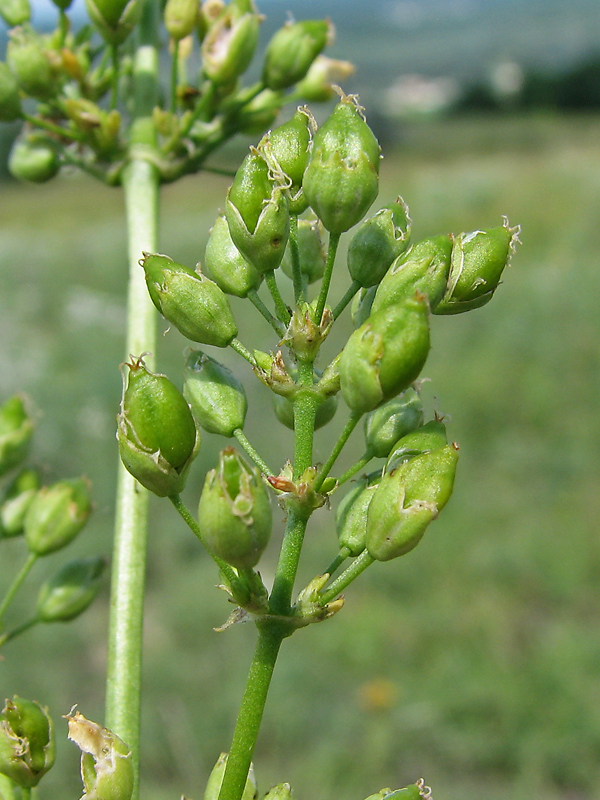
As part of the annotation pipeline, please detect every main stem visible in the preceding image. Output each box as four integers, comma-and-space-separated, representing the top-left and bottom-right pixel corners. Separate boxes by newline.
105, 26, 160, 800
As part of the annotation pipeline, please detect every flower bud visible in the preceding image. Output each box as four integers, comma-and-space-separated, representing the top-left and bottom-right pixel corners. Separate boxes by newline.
351, 285, 376, 328
8, 137, 60, 184
371, 234, 453, 316
6, 28, 58, 100
183, 350, 247, 437
296, 55, 354, 102
0, 468, 40, 539
0, 0, 30, 26
0, 697, 55, 789
0, 62, 22, 122
226, 151, 290, 274
117, 357, 199, 497
303, 96, 381, 233
204, 214, 262, 298
197, 447, 272, 570
386, 419, 448, 467
141, 253, 238, 347
164, 0, 198, 40
201, 6, 260, 85
336, 472, 380, 557
264, 784, 293, 800
339, 295, 430, 415
364, 388, 424, 459
260, 109, 311, 213
347, 198, 412, 288
281, 217, 326, 285
203, 752, 257, 800
66, 712, 133, 800
366, 444, 459, 561
36, 556, 105, 622
435, 220, 520, 314
262, 19, 332, 91
24, 478, 91, 556
0, 395, 34, 478
273, 393, 337, 432
85, 0, 142, 44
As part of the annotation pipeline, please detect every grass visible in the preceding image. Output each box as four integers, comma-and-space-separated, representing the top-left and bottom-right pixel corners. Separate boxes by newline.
1, 112, 600, 800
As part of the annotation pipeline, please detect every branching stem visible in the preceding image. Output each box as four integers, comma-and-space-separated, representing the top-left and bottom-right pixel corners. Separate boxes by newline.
0, 552, 37, 627
319, 550, 375, 606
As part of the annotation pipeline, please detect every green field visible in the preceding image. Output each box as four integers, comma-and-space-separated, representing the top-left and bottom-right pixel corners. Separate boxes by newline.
1, 112, 600, 800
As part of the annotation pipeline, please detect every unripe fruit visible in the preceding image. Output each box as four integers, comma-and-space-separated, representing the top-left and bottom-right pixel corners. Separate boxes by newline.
183, 350, 247, 438
263, 19, 332, 91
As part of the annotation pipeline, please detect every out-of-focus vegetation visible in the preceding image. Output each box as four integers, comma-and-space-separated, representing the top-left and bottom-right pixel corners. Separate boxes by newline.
1, 111, 600, 800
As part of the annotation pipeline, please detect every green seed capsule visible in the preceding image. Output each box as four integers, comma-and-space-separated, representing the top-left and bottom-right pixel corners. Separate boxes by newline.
197, 447, 272, 570
303, 96, 381, 233
366, 444, 458, 561
264, 784, 293, 800
383, 787, 423, 800
6, 28, 58, 100
85, 0, 142, 43
281, 217, 326, 285
36, 556, 105, 622
142, 253, 238, 346
117, 358, 199, 497
0, 0, 30, 26
336, 472, 380, 557
263, 19, 331, 91
204, 214, 262, 298
183, 350, 247, 437
237, 88, 281, 136
203, 753, 257, 800
364, 389, 424, 459
164, 0, 198, 40
273, 392, 337, 431
294, 55, 355, 103
260, 109, 311, 213
371, 234, 453, 316
0, 394, 34, 478
339, 295, 430, 415
0, 697, 55, 789
386, 419, 448, 468
347, 198, 412, 288
0, 468, 40, 538
434, 220, 520, 314
201, 7, 260, 85
67, 712, 133, 800
24, 477, 91, 556
0, 62, 22, 122
8, 138, 60, 183
226, 152, 290, 274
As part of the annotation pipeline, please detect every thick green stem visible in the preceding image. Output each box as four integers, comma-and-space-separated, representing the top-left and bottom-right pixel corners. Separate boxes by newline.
319, 550, 375, 606
0, 553, 37, 627
314, 231, 341, 324
105, 34, 160, 800
217, 623, 284, 800
314, 411, 362, 492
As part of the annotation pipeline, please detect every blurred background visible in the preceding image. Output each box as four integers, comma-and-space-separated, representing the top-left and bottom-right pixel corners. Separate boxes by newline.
2, 0, 600, 799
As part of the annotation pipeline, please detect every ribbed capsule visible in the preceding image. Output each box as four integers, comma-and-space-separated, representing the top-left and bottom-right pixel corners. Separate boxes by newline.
0, 468, 40, 538
141, 253, 238, 346
364, 389, 424, 459
262, 19, 332, 91
386, 419, 448, 468
24, 478, 91, 556
6, 28, 58, 100
8, 137, 60, 183
0, 394, 34, 478
183, 350, 247, 437
294, 55, 355, 102
85, 0, 142, 44
336, 472, 380, 556
164, 0, 198, 40
0, 0, 30, 26
347, 198, 412, 288
37, 556, 105, 622
201, 4, 260, 85
67, 713, 133, 800
303, 96, 381, 233
204, 214, 262, 298
260, 109, 312, 213
0, 697, 55, 789
339, 295, 430, 415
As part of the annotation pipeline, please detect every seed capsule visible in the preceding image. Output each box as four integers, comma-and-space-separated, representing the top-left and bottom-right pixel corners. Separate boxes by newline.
0, 697, 55, 789
0, 62, 22, 122
117, 358, 199, 497
0, 0, 30, 25
37, 556, 105, 622
347, 198, 412, 288
264, 785, 293, 800
204, 214, 262, 298
364, 389, 424, 459
294, 55, 355, 103
386, 419, 448, 468
85, 0, 142, 44
371, 234, 453, 316
273, 393, 337, 432
226, 151, 290, 274
0, 468, 40, 538
262, 19, 332, 91
197, 447, 272, 570
0, 394, 34, 478
339, 296, 430, 415
8, 137, 60, 183
67, 712, 133, 800
336, 472, 380, 557
183, 350, 247, 437
201, 4, 260, 85
366, 444, 458, 561
434, 220, 520, 314
164, 0, 198, 40
303, 96, 381, 233
6, 28, 58, 100
24, 478, 91, 556
260, 108, 311, 214
142, 253, 238, 346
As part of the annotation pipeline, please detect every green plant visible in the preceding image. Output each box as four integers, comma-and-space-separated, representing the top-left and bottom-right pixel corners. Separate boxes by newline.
0, 1, 520, 799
